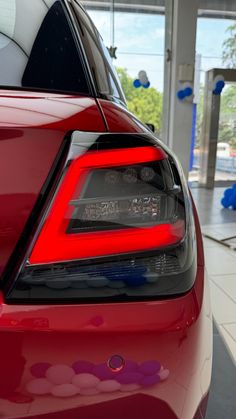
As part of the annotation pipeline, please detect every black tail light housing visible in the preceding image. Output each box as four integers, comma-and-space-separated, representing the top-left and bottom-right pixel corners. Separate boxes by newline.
5, 132, 197, 303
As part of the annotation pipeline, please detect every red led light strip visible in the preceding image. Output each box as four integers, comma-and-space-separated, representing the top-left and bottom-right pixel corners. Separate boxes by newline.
29, 146, 184, 265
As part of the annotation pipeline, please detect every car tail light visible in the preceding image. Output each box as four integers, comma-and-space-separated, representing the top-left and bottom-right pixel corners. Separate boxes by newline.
6, 133, 197, 303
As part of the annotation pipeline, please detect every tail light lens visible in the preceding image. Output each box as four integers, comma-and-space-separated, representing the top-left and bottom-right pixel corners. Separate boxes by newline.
6, 133, 196, 303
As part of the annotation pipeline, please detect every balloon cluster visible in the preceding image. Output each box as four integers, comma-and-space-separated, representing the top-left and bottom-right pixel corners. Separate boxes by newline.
133, 71, 150, 89
212, 75, 225, 95
26, 359, 169, 398
221, 183, 236, 210
177, 83, 193, 101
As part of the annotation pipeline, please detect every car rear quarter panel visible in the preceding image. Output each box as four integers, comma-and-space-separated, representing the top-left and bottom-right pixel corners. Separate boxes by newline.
0, 92, 105, 277
0, 98, 212, 418
0, 209, 212, 419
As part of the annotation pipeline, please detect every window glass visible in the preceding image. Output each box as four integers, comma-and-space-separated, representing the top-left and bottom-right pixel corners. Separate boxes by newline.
82, 1, 165, 133
0, 0, 89, 94
72, 0, 126, 103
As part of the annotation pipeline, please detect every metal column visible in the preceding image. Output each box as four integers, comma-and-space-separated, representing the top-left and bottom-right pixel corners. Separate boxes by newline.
162, 0, 198, 179
199, 68, 236, 188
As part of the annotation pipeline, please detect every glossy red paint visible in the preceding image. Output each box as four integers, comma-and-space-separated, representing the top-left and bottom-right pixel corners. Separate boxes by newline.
0, 208, 212, 419
29, 146, 184, 265
0, 91, 105, 131
0, 91, 106, 277
0, 93, 212, 418
19, 396, 179, 419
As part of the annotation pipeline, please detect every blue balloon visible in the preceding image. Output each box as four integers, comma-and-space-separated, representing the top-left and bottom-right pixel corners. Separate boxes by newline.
133, 79, 141, 88
177, 90, 185, 100
143, 81, 150, 89
221, 197, 230, 208
184, 87, 193, 97
224, 189, 232, 198
216, 80, 225, 90
213, 88, 221, 95
124, 276, 146, 287
221, 186, 236, 210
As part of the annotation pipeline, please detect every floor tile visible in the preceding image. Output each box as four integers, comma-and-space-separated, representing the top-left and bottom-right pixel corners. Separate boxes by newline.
203, 237, 219, 249
205, 247, 236, 276
211, 275, 236, 304
223, 323, 236, 343
206, 326, 236, 418
219, 326, 236, 366
209, 280, 236, 324
202, 227, 226, 240
191, 187, 236, 226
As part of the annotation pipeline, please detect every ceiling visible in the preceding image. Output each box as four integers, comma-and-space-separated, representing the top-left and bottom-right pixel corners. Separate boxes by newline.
82, 0, 236, 18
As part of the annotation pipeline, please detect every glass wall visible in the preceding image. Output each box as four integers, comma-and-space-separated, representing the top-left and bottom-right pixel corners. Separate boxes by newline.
82, 0, 165, 135
82, 1, 236, 185
190, 16, 236, 184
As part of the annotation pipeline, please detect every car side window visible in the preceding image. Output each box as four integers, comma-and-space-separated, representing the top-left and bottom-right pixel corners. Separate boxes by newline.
0, 0, 89, 95
71, 0, 126, 104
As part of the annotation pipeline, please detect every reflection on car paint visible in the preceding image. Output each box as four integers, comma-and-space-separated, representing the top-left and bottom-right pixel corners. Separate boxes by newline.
26, 359, 169, 397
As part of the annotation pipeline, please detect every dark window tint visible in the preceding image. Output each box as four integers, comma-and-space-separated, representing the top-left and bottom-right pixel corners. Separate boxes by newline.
0, 0, 89, 95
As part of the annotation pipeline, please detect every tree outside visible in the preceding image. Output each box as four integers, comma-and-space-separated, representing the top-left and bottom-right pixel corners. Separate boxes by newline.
222, 22, 236, 68
219, 86, 236, 151
116, 67, 163, 133
221, 23, 236, 151
195, 23, 236, 153
195, 85, 236, 153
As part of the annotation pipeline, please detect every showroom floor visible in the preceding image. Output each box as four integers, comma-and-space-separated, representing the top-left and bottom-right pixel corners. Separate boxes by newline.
191, 186, 236, 418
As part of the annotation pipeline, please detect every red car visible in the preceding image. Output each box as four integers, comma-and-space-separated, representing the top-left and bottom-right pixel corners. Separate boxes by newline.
0, 1, 212, 418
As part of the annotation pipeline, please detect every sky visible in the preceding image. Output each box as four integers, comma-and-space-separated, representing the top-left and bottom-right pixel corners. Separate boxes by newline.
87, 8, 232, 92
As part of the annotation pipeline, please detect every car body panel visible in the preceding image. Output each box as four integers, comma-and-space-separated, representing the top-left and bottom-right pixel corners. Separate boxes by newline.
0, 92, 106, 277
0, 207, 212, 419
0, 91, 105, 130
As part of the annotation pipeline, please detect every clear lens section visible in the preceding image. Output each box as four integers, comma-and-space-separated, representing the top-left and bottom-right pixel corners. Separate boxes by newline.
67, 162, 180, 233
69, 195, 162, 232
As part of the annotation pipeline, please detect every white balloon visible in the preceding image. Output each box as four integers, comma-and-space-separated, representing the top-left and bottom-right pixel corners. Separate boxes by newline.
214, 74, 224, 83
87, 277, 109, 288
107, 280, 126, 289
120, 383, 141, 392
46, 365, 75, 385
26, 378, 53, 395
51, 384, 78, 397
79, 387, 100, 396
70, 280, 88, 289
97, 380, 121, 392
145, 273, 158, 283
72, 373, 100, 389
159, 369, 170, 381
46, 279, 71, 289
138, 70, 148, 85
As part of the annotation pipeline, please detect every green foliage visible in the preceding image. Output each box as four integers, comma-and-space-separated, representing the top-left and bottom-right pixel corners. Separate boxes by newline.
219, 86, 236, 149
195, 86, 204, 148
195, 85, 236, 150
221, 24, 236, 148
221, 85, 236, 112
116, 67, 162, 132
222, 22, 236, 68
219, 122, 236, 149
